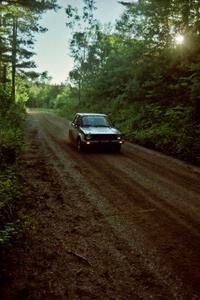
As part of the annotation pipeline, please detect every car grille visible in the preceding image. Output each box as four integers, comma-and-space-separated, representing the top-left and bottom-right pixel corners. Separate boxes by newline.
91, 134, 118, 141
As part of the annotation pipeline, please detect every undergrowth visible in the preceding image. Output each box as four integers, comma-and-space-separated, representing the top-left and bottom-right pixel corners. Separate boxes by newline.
0, 88, 29, 245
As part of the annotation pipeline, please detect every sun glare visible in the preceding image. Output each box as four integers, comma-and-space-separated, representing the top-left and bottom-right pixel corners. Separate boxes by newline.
175, 34, 184, 45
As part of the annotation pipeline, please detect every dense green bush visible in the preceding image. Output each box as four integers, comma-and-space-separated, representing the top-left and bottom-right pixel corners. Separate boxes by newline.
0, 167, 21, 243
0, 127, 24, 164
115, 104, 200, 165
0, 90, 26, 244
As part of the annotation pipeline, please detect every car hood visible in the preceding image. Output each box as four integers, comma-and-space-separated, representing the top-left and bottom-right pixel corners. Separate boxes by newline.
80, 126, 121, 135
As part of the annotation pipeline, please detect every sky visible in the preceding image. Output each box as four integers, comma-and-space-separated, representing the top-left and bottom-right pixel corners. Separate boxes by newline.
34, 0, 126, 84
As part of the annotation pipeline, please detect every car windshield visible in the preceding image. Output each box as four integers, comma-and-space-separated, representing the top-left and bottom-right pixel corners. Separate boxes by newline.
82, 115, 110, 127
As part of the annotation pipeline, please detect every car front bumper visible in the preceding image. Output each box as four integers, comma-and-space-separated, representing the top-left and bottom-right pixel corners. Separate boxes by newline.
83, 139, 124, 146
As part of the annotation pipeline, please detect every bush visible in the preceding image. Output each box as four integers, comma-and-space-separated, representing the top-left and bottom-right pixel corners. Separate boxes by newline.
0, 167, 22, 244
58, 98, 79, 120
128, 105, 200, 164
0, 100, 25, 166
0, 89, 26, 244
0, 127, 24, 164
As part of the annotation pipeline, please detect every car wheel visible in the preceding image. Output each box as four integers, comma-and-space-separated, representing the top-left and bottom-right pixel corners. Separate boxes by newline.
77, 138, 84, 152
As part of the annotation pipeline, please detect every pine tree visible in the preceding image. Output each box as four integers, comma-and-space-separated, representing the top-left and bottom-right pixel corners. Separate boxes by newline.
0, 0, 59, 101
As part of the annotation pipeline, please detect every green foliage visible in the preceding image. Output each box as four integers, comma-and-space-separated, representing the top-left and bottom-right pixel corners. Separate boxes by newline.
0, 168, 20, 221
26, 82, 82, 121
27, 83, 68, 108
0, 215, 31, 245
0, 89, 25, 165
16, 77, 29, 104
115, 104, 200, 164
0, 86, 12, 114
0, 0, 59, 101
58, 98, 79, 120
0, 127, 24, 164
0, 87, 27, 245
0, 159, 26, 245
0, 223, 17, 244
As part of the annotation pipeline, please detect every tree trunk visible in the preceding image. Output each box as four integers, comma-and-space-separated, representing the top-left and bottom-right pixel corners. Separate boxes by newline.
78, 78, 81, 102
2, 64, 7, 91
11, 16, 17, 102
0, 13, 2, 83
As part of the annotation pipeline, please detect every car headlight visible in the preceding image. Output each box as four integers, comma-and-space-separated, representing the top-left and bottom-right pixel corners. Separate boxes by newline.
85, 134, 92, 140
117, 135, 122, 140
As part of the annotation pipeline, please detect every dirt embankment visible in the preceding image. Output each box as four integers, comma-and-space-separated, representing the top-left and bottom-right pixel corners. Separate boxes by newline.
1, 111, 200, 300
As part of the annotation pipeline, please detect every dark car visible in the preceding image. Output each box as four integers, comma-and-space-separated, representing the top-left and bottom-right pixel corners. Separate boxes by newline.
69, 113, 124, 152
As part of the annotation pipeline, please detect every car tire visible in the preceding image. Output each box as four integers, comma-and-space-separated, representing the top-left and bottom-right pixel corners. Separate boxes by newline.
77, 138, 84, 152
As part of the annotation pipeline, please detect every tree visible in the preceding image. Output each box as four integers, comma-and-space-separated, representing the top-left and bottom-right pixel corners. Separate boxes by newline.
66, 0, 99, 101
0, 0, 59, 101
116, 0, 200, 48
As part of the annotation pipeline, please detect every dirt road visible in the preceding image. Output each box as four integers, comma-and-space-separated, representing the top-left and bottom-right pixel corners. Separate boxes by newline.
2, 110, 200, 300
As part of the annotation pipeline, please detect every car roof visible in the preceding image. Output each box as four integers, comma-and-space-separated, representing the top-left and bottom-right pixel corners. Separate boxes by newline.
77, 113, 107, 117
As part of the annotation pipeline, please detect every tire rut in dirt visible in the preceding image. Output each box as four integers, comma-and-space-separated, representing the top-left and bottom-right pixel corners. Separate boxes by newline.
124, 146, 200, 196
75, 153, 200, 292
